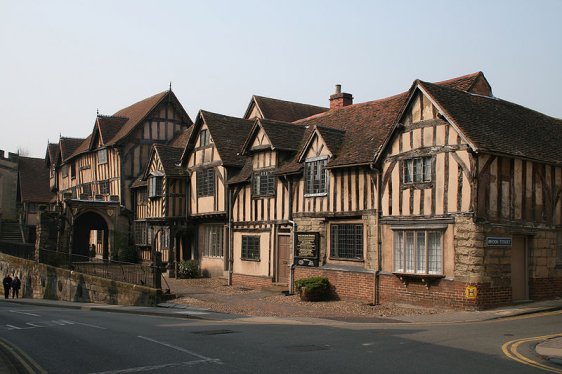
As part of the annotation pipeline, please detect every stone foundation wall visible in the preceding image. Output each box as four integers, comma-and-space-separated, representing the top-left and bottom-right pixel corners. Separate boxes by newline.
0, 253, 160, 306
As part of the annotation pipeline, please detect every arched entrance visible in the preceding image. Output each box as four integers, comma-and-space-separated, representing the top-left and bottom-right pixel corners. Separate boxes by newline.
73, 211, 109, 260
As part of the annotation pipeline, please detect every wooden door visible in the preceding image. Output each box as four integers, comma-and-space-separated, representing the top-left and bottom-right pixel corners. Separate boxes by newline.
511, 236, 528, 301
277, 235, 291, 284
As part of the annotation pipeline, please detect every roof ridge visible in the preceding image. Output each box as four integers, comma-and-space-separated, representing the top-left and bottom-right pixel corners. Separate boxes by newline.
254, 95, 328, 110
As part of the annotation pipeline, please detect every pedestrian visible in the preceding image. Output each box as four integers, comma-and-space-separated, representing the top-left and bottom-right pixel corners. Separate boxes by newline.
11, 276, 21, 299
2, 274, 12, 299
89, 244, 96, 261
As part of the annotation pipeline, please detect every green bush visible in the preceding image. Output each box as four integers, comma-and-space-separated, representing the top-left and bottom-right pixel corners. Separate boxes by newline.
294, 276, 331, 301
177, 260, 199, 279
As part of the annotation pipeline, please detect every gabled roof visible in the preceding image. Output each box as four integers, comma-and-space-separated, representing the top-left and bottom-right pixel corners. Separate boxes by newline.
108, 90, 192, 146
93, 115, 128, 147
18, 156, 53, 203
45, 143, 60, 167
291, 71, 490, 169
415, 81, 562, 164
151, 144, 187, 178
244, 95, 328, 122
182, 110, 253, 168
242, 119, 307, 155
59, 137, 86, 162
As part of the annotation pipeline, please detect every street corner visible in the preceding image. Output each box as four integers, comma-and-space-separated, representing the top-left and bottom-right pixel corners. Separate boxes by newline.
502, 333, 562, 373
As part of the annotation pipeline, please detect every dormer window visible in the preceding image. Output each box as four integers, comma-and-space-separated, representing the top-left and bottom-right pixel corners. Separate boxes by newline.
252, 170, 275, 197
98, 149, 108, 164
304, 157, 328, 196
200, 129, 210, 147
149, 176, 163, 198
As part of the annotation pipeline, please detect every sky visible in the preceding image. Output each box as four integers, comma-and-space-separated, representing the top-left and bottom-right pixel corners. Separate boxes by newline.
1, 0, 561, 158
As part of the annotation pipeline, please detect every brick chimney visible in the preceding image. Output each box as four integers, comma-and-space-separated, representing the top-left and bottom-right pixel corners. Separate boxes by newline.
329, 84, 353, 109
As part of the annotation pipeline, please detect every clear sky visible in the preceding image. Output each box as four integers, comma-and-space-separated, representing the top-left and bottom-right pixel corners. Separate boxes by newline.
1, 0, 561, 158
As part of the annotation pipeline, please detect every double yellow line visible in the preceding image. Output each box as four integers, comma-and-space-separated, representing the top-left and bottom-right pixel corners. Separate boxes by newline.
502, 333, 562, 373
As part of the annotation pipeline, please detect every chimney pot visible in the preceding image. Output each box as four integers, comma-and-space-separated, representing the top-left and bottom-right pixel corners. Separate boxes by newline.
329, 85, 353, 110
335, 84, 341, 94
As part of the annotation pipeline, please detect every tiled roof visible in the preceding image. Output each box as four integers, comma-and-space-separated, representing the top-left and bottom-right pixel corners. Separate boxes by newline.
107, 90, 192, 146
69, 135, 92, 160
131, 177, 147, 189
153, 144, 187, 177
247, 95, 328, 122
97, 115, 128, 145
18, 156, 53, 203
293, 72, 488, 169
199, 111, 254, 168
168, 126, 193, 149
419, 81, 562, 164
60, 137, 86, 161
227, 158, 254, 184
45, 143, 59, 167
257, 119, 307, 152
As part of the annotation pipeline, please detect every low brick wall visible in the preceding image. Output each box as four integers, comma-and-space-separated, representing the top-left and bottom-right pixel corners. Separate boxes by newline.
232, 273, 273, 288
0, 253, 160, 306
530, 277, 562, 300
294, 266, 374, 303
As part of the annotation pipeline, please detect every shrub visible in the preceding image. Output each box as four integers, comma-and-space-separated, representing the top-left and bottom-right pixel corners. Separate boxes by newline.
177, 260, 199, 279
294, 276, 331, 301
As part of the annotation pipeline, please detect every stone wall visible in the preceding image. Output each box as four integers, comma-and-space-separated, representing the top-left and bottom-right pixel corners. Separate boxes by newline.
0, 253, 160, 306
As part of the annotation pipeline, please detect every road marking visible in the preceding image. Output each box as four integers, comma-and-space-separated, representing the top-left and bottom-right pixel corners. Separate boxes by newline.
138, 335, 222, 363
502, 332, 562, 373
89, 359, 219, 373
2, 319, 105, 331
10, 310, 40, 317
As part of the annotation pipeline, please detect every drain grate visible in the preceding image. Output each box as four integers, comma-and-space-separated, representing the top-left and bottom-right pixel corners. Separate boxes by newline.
237, 287, 253, 291
285, 345, 329, 352
191, 329, 238, 336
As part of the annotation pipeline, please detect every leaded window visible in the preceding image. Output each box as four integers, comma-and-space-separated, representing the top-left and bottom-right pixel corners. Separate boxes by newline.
305, 158, 328, 195
200, 129, 210, 147
135, 222, 148, 246
82, 183, 92, 197
402, 157, 432, 184
252, 170, 275, 197
197, 168, 215, 197
242, 235, 260, 260
98, 149, 108, 164
149, 176, 163, 198
330, 224, 363, 260
203, 225, 223, 257
394, 230, 442, 274
99, 180, 110, 195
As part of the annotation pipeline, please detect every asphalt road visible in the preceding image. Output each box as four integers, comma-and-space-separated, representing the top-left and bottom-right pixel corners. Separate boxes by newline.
0, 300, 560, 373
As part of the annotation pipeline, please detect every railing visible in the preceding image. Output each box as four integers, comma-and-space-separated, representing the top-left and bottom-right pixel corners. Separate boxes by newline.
0, 245, 162, 289
0, 241, 35, 259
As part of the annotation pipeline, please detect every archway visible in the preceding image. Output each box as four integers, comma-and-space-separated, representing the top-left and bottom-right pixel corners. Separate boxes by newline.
73, 211, 109, 260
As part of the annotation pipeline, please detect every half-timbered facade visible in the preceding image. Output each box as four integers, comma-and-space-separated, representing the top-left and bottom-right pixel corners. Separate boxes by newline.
374, 79, 562, 309
48, 90, 192, 259
180, 111, 253, 277
228, 119, 307, 286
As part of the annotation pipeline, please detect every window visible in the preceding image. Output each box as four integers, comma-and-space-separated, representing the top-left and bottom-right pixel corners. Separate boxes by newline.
98, 149, 108, 164
70, 162, 76, 179
82, 183, 92, 196
99, 180, 110, 195
403, 157, 432, 184
197, 168, 215, 197
199, 129, 210, 147
62, 165, 68, 178
160, 229, 169, 249
305, 158, 328, 195
330, 224, 363, 260
203, 225, 223, 257
149, 176, 163, 198
242, 236, 260, 260
394, 230, 442, 274
27, 203, 38, 214
135, 222, 148, 246
252, 170, 275, 197
137, 189, 148, 205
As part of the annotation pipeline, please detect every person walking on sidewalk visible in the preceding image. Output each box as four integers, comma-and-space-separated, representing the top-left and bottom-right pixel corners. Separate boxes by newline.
11, 276, 21, 298
2, 274, 12, 299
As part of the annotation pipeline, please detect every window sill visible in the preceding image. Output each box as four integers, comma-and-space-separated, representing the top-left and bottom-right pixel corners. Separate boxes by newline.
241, 258, 261, 262
393, 272, 445, 289
252, 195, 276, 199
328, 257, 364, 263
304, 192, 328, 198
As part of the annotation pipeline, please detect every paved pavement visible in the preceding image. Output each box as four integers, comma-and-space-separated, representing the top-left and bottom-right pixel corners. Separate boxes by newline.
1, 290, 561, 370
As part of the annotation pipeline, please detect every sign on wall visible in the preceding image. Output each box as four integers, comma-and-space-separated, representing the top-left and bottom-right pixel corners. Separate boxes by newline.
295, 232, 320, 267
486, 236, 512, 247
465, 285, 478, 300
